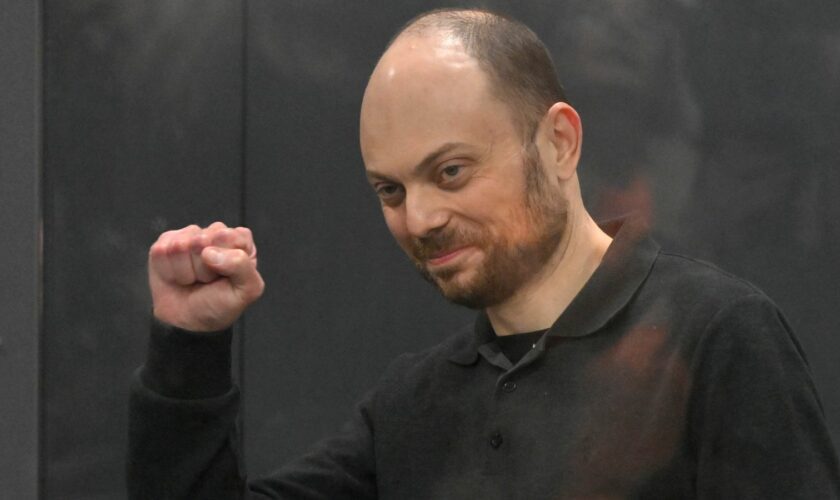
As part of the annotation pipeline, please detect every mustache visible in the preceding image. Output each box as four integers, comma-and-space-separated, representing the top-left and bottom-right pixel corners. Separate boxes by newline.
410, 226, 485, 261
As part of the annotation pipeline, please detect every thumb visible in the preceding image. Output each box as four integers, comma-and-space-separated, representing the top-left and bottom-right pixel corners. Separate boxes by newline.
201, 247, 264, 301
202, 247, 229, 270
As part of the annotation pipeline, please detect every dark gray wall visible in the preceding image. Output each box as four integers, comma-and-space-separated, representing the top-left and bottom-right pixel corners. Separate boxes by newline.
680, 0, 840, 437
41, 1, 243, 497
0, 0, 41, 497
16, 1, 840, 497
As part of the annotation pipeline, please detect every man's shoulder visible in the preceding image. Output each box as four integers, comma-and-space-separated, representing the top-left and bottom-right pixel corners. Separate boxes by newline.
650, 250, 769, 305
638, 250, 790, 344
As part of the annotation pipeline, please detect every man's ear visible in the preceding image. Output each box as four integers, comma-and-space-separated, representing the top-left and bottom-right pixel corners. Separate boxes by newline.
539, 102, 582, 181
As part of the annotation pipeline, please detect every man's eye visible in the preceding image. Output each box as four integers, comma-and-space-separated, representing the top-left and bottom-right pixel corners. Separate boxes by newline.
375, 184, 403, 200
441, 165, 462, 179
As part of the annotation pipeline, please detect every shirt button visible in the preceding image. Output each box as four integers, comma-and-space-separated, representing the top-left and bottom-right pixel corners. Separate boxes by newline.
502, 381, 517, 393
490, 432, 503, 449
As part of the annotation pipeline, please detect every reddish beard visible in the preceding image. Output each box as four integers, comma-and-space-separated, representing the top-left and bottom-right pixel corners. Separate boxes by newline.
410, 225, 487, 280
409, 145, 568, 309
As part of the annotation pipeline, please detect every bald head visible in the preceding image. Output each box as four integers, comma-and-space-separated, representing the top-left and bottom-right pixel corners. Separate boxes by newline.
360, 23, 527, 174
357, 9, 586, 310
384, 8, 567, 141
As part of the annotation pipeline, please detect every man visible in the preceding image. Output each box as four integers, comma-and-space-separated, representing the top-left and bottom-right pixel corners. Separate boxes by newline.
128, 8, 840, 499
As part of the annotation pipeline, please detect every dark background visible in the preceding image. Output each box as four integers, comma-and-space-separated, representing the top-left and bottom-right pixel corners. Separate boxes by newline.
3, 1, 839, 498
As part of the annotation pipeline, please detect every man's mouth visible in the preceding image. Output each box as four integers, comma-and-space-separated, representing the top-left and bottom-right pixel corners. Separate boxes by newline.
426, 246, 471, 266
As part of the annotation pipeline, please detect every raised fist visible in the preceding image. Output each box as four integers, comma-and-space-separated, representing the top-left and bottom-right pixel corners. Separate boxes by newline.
148, 222, 265, 332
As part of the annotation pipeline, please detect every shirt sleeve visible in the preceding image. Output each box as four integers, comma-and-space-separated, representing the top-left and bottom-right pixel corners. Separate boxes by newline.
689, 293, 840, 499
127, 318, 378, 500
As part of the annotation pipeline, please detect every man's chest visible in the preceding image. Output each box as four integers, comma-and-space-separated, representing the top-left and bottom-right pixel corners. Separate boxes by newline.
371, 335, 695, 499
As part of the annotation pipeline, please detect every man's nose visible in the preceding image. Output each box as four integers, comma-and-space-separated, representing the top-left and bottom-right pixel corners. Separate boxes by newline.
404, 189, 449, 238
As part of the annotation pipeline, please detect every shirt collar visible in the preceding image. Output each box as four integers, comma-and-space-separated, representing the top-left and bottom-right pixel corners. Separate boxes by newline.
447, 216, 660, 365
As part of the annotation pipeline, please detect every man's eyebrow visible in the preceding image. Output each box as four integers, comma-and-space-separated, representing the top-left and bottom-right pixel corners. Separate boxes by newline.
366, 142, 469, 182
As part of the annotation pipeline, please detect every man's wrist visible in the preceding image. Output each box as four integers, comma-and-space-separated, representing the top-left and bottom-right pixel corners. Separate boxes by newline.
140, 317, 234, 399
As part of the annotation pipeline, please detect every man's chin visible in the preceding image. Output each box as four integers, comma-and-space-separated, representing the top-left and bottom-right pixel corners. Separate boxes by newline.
429, 272, 490, 309
414, 261, 494, 308
428, 266, 460, 282
438, 286, 491, 310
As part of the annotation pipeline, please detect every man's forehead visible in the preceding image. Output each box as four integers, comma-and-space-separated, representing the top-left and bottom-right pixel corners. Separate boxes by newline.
359, 28, 524, 179
361, 35, 490, 155
368, 32, 480, 93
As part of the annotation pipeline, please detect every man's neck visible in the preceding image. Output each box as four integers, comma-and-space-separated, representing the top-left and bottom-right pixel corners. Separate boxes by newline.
487, 209, 613, 336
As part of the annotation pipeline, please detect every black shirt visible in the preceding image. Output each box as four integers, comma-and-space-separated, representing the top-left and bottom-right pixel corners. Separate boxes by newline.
130, 217, 840, 499
494, 330, 546, 365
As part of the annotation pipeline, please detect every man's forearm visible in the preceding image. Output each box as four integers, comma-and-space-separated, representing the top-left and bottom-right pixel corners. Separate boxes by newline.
127, 319, 245, 499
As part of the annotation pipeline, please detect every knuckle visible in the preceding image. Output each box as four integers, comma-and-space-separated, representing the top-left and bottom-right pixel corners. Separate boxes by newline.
177, 224, 201, 237
210, 228, 230, 245
149, 240, 166, 255
152, 232, 172, 250
188, 233, 207, 251
169, 238, 189, 253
